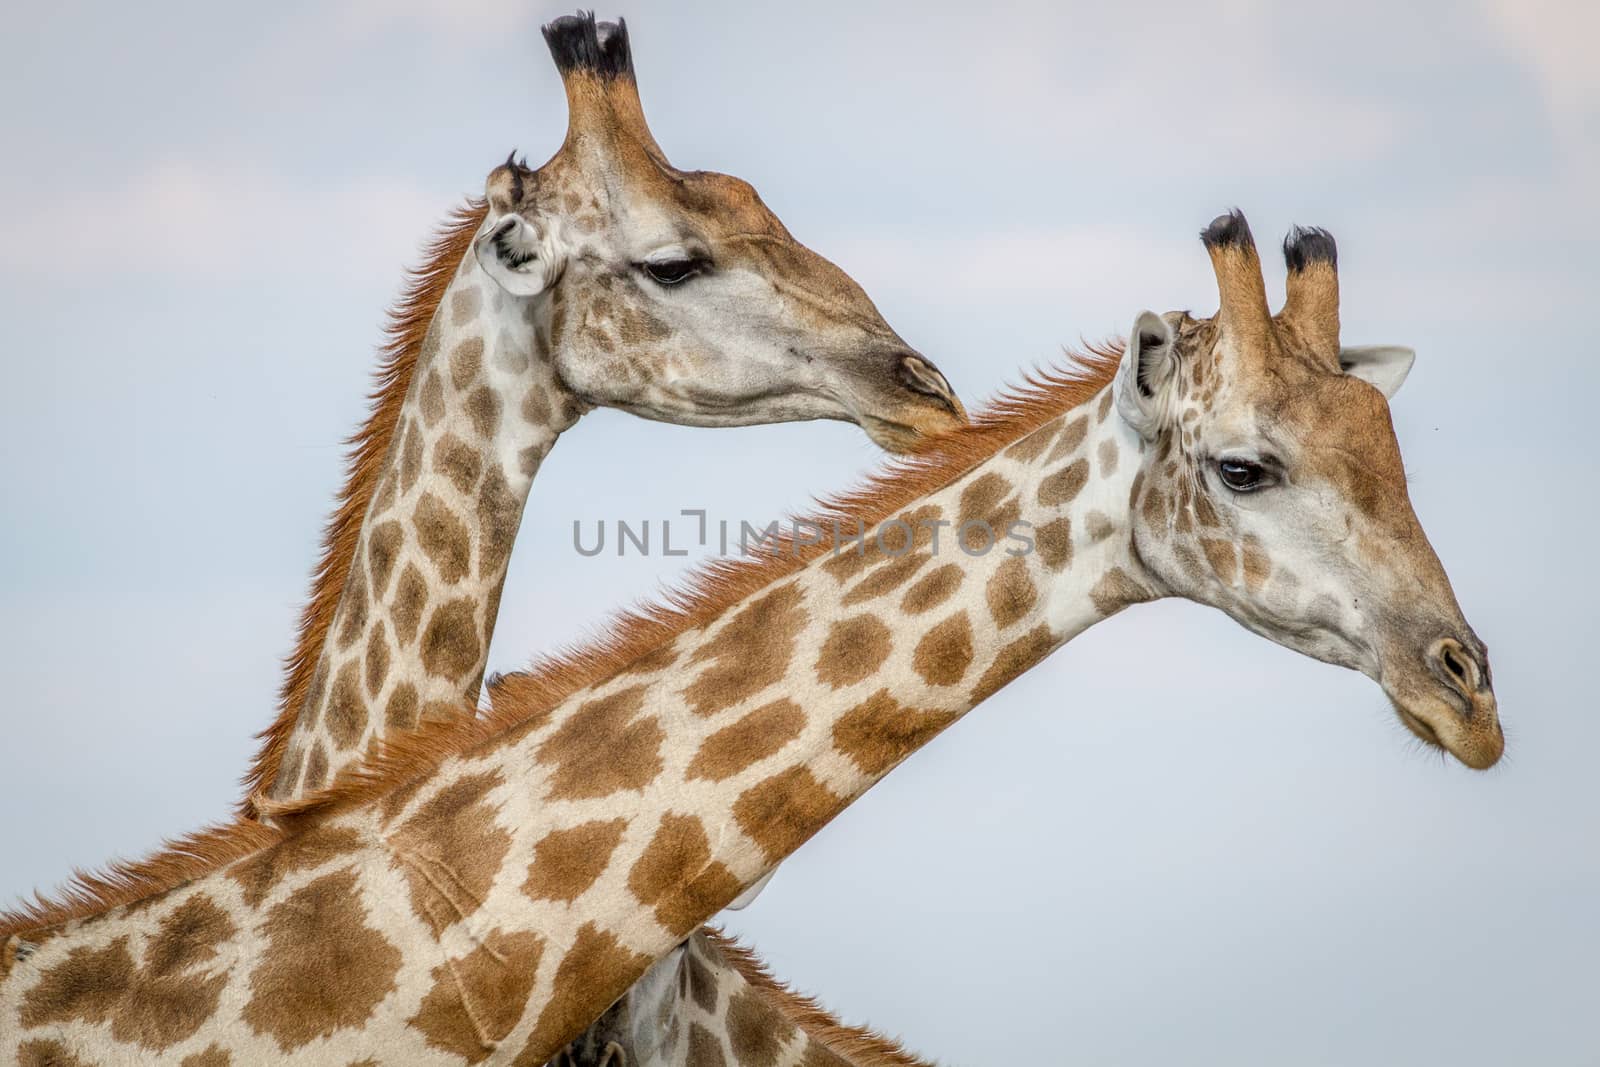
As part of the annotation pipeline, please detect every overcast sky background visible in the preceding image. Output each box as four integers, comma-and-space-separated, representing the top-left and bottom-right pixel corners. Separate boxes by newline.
1, 2, 1596, 1063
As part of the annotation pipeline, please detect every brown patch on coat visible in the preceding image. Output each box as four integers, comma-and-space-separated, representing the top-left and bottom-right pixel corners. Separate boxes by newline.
681, 583, 806, 716
303, 742, 330, 791
408, 928, 543, 1063
1034, 516, 1073, 571
433, 433, 483, 495
420, 597, 482, 682
1201, 538, 1238, 585
241, 868, 403, 1051
628, 813, 743, 935
227, 825, 367, 908
415, 492, 473, 584
450, 336, 484, 389
728, 986, 797, 1067
901, 563, 962, 615
476, 465, 521, 579
384, 682, 420, 732
734, 767, 843, 862
326, 661, 368, 750
1089, 567, 1152, 616
1038, 458, 1090, 507
400, 420, 424, 494
180, 1046, 232, 1067
985, 556, 1039, 629
1241, 534, 1271, 592
19, 1041, 95, 1067
687, 699, 806, 782
522, 924, 652, 1060
365, 621, 391, 698
523, 819, 627, 903
536, 685, 663, 800
841, 550, 931, 607
391, 563, 428, 647
387, 771, 511, 935
466, 385, 502, 439
971, 624, 1056, 703
335, 564, 370, 650
832, 689, 956, 777
367, 520, 405, 600
912, 612, 974, 686
814, 614, 894, 689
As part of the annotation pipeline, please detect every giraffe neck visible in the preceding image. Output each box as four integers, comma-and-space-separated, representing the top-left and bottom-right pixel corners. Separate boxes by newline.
267, 250, 582, 801
2, 375, 1153, 1064
560, 930, 931, 1066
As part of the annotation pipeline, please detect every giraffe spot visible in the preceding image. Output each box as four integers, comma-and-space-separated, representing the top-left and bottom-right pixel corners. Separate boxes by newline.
1176, 542, 1205, 583
272, 743, 305, 800
408, 928, 543, 1064
371, 468, 398, 518
689, 1023, 729, 1067
1194, 488, 1221, 528
521, 385, 552, 426
728, 987, 797, 1067
814, 614, 893, 689
521, 924, 652, 1062
523, 818, 627, 902
1142, 483, 1168, 526
1129, 469, 1145, 511
619, 640, 681, 677
1201, 538, 1238, 585
1038, 458, 1090, 507
628, 813, 743, 936
242, 869, 403, 1052
227, 825, 366, 908
392, 563, 428, 647
957, 472, 1011, 529
681, 583, 807, 716
387, 771, 512, 935
971, 624, 1056, 704
181, 1045, 232, 1067
987, 556, 1040, 630
1004, 422, 1056, 461
367, 520, 404, 598
451, 286, 482, 326
616, 301, 672, 343
1086, 511, 1116, 543
1098, 387, 1115, 420
841, 550, 931, 607
421, 371, 446, 427
1035, 516, 1073, 571
820, 505, 943, 584
687, 699, 806, 782
400, 419, 424, 494
1090, 567, 1152, 617
326, 661, 367, 750
1047, 414, 1089, 461
466, 385, 502, 439
450, 336, 484, 389
385, 682, 419, 731
833, 689, 957, 777
432, 433, 483, 495
21, 897, 236, 1052
913, 612, 974, 686
419, 597, 482, 683
477, 464, 521, 579
518, 443, 545, 476
686, 949, 718, 1012
364, 621, 391, 699
1098, 437, 1120, 476
19, 1041, 94, 1067
1242, 535, 1271, 592
303, 741, 330, 791
414, 492, 472, 585
901, 563, 963, 615
733, 767, 842, 863
537, 685, 664, 800
335, 562, 369, 650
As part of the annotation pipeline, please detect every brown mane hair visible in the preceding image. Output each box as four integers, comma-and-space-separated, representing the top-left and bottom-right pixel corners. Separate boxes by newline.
1, 347, 1121, 940
238, 199, 489, 818
702, 928, 937, 1066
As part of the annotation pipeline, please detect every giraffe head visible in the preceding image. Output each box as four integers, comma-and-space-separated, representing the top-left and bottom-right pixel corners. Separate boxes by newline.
472, 14, 964, 451
1112, 210, 1501, 768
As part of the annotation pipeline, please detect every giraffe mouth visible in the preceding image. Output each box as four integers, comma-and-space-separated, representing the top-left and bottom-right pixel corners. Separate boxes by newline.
1394, 704, 1443, 750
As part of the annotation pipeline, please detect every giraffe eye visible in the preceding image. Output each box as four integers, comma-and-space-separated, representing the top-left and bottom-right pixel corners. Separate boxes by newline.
1217, 458, 1268, 492
640, 256, 706, 286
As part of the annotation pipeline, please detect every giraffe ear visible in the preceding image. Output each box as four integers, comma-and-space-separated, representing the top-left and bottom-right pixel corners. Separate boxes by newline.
475, 213, 566, 298
1115, 311, 1179, 441
1339, 344, 1414, 399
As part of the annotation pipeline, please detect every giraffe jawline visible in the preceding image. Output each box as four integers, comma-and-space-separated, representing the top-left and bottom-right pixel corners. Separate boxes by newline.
1394, 704, 1443, 751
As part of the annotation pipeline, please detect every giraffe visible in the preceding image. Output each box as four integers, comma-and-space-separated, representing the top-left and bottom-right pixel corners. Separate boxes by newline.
553, 930, 931, 1067
0, 212, 1501, 1065
249, 13, 964, 813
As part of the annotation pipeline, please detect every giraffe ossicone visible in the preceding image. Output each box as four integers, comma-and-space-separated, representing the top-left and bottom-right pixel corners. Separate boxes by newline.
0, 210, 1499, 1064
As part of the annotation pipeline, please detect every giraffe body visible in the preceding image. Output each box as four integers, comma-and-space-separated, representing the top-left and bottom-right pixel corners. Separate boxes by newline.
1, 213, 1500, 1063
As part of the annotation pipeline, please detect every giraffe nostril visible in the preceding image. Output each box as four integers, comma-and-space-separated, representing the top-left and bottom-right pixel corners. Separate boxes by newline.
1428, 637, 1483, 699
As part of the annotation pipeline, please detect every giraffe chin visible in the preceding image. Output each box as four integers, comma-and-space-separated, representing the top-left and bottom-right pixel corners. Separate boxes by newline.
1390, 695, 1504, 771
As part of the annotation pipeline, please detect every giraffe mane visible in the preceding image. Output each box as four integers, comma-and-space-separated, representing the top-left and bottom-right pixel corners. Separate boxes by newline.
702, 927, 939, 1067
236, 198, 490, 820
0, 346, 1121, 938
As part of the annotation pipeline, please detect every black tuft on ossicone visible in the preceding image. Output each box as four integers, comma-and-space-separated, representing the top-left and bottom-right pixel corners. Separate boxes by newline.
542, 12, 635, 81
1199, 209, 1255, 252
1282, 225, 1338, 272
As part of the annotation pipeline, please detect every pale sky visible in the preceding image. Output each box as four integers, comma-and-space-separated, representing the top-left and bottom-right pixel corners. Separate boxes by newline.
1, 2, 1596, 1064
